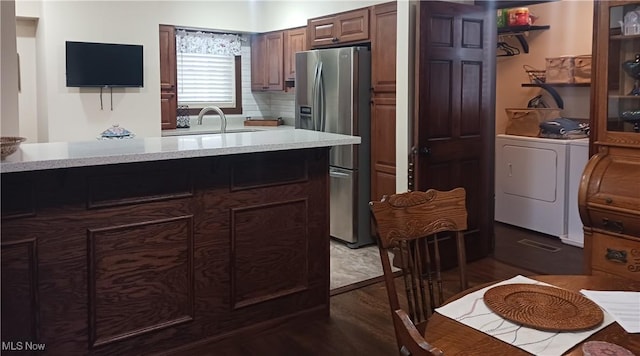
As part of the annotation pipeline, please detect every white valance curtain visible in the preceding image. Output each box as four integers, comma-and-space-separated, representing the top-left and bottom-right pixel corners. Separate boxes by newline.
175, 29, 242, 56
175, 29, 242, 106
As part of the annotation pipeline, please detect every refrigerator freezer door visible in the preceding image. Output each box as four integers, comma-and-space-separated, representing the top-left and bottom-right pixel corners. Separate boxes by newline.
329, 166, 357, 243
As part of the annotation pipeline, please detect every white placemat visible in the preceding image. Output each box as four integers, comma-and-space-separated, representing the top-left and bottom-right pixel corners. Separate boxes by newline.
435, 275, 614, 356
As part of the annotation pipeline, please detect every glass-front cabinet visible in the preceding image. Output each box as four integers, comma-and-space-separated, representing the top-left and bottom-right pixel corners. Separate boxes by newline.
580, 0, 640, 278
592, 0, 640, 150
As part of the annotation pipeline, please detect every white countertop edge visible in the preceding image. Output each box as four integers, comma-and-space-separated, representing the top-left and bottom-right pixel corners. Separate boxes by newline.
1, 130, 360, 173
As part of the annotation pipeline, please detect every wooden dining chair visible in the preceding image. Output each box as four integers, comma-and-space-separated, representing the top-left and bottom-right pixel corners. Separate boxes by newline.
369, 188, 469, 356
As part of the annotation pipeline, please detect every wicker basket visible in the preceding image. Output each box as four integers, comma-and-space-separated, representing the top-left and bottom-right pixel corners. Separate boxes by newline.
523, 65, 546, 83
1, 136, 26, 159
505, 108, 562, 137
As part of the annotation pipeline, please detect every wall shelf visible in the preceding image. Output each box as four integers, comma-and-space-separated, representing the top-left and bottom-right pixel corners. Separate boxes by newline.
478, 0, 557, 9
521, 82, 590, 109
498, 25, 550, 53
522, 83, 591, 87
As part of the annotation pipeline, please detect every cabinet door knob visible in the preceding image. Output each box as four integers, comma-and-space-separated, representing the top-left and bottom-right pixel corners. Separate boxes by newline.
605, 197, 613, 204
332, 37, 339, 43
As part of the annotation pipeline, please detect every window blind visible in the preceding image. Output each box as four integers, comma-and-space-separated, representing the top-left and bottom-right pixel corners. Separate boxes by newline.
177, 53, 236, 107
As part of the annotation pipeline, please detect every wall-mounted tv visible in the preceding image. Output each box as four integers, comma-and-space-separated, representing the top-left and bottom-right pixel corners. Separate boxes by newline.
65, 41, 144, 88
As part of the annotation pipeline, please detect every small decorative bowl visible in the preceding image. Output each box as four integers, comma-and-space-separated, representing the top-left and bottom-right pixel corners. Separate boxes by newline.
1, 136, 26, 159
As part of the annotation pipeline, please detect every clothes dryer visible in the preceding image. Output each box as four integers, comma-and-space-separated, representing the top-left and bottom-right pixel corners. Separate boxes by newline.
495, 134, 589, 243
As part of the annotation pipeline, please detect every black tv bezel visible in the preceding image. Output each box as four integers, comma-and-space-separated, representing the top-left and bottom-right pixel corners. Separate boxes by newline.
65, 41, 144, 88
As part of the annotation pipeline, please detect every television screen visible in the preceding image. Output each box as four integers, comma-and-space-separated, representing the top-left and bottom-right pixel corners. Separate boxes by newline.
65, 41, 144, 87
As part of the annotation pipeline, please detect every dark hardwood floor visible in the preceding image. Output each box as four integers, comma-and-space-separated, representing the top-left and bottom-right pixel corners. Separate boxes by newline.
493, 222, 584, 275
167, 223, 585, 356
170, 259, 535, 356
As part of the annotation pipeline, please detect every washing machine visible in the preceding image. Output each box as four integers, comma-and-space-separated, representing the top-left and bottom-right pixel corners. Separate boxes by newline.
495, 134, 589, 245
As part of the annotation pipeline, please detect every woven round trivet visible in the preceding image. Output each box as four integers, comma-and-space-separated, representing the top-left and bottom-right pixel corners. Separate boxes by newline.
583, 341, 635, 356
483, 283, 604, 331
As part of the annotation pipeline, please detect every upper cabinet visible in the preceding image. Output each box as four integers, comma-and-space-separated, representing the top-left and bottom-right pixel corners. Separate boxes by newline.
251, 31, 284, 91
159, 25, 177, 129
284, 27, 307, 82
308, 8, 369, 48
591, 0, 640, 147
371, 2, 397, 93
159, 25, 176, 91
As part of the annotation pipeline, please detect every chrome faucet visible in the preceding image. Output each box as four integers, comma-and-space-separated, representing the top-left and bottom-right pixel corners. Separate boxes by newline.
197, 106, 227, 133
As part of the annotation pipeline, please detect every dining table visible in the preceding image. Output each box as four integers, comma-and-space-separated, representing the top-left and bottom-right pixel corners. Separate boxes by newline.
425, 275, 640, 355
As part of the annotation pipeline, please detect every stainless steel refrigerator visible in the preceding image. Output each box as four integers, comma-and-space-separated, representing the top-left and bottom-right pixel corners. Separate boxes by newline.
295, 46, 372, 248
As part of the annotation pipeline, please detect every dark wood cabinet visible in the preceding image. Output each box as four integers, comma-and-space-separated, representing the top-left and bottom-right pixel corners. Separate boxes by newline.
159, 25, 177, 130
371, 2, 397, 93
160, 92, 177, 130
251, 31, 284, 91
251, 34, 266, 91
0, 148, 330, 354
308, 8, 369, 48
580, 0, 640, 280
284, 27, 307, 82
370, 2, 396, 201
371, 94, 396, 201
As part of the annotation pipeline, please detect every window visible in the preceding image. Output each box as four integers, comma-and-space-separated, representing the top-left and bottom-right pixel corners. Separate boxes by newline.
175, 29, 243, 115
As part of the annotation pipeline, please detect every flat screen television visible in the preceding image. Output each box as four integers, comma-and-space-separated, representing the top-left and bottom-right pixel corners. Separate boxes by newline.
65, 41, 144, 87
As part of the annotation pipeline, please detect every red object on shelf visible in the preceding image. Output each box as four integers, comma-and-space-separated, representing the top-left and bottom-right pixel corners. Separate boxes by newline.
508, 8, 530, 26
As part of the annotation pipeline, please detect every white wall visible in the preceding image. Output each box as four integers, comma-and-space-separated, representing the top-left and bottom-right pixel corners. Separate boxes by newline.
2, 0, 20, 136
12, 0, 386, 143
496, 0, 594, 134
16, 18, 38, 142
259, 0, 387, 30
395, 0, 414, 193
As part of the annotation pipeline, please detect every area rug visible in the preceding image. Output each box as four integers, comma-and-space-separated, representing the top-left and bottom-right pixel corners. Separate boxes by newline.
330, 239, 398, 290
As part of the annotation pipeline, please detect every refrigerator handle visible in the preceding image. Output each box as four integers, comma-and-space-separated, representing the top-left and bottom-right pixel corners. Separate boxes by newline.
318, 61, 326, 132
312, 62, 319, 131
329, 168, 351, 178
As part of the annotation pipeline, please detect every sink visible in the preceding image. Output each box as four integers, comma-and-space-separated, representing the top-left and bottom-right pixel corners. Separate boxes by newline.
164, 128, 260, 137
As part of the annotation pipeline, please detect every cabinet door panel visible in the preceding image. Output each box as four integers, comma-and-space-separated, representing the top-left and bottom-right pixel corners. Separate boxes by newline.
371, 3, 396, 92
371, 94, 396, 201
251, 35, 267, 91
308, 16, 338, 47
161, 92, 177, 130
284, 28, 307, 81
336, 8, 369, 44
159, 25, 176, 91
159, 25, 177, 130
266, 32, 284, 90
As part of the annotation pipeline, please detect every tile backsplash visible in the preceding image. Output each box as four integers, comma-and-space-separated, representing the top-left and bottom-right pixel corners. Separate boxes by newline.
233, 38, 296, 125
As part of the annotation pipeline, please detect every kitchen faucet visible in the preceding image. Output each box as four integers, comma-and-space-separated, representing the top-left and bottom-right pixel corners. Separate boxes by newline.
197, 106, 227, 133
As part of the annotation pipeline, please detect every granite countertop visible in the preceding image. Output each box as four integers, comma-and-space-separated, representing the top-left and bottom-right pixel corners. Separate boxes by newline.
0, 129, 360, 173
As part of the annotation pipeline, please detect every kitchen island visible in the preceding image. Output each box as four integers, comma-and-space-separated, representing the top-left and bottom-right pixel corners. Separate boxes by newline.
1, 130, 358, 355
